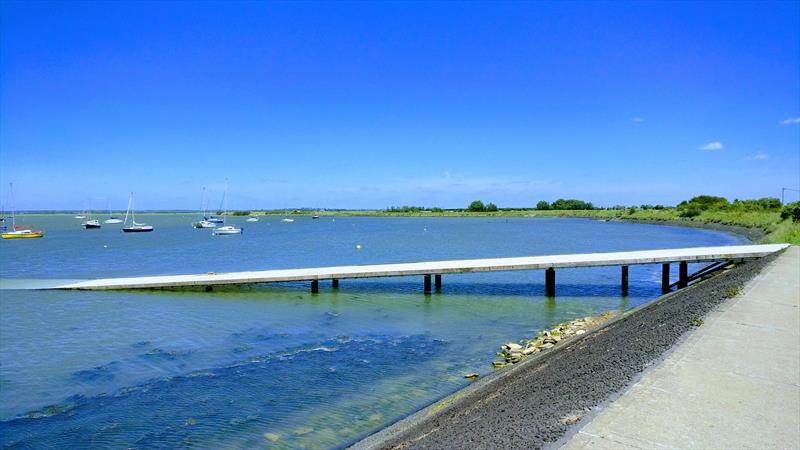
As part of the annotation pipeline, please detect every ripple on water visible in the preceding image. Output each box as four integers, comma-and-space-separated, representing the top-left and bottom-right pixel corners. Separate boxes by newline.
0, 334, 446, 448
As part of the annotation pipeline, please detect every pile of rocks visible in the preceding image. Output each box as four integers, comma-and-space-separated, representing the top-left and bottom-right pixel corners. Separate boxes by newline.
492, 312, 616, 369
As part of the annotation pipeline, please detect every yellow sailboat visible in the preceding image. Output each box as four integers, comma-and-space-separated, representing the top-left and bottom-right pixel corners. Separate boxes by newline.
1, 183, 44, 239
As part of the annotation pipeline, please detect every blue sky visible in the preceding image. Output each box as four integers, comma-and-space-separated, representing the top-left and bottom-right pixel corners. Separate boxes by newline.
1, 1, 798, 211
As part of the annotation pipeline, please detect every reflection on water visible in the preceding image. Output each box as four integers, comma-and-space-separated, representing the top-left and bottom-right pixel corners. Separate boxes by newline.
0, 216, 745, 448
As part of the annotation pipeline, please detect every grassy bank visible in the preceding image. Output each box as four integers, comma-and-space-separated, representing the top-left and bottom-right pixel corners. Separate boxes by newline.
246, 207, 800, 244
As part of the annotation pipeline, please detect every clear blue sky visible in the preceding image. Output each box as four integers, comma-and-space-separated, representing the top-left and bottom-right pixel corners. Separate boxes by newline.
1, 1, 798, 211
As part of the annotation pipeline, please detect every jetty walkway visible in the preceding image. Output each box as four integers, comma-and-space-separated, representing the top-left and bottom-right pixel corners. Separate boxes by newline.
52, 244, 789, 292
562, 245, 800, 449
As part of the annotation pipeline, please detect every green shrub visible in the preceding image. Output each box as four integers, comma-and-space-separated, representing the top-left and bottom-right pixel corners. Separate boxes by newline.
536, 200, 550, 210
679, 208, 701, 218
468, 200, 485, 212
485, 203, 498, 212
550, 199, 594, 210
780, 201, 800, 222
678, 195, 729, 211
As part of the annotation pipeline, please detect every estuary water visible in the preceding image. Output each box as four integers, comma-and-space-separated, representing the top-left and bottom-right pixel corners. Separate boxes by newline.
0, 215, 744, 448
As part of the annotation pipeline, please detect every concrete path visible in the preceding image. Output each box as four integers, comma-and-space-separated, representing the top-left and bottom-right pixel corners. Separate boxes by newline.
562, 246, 800, 450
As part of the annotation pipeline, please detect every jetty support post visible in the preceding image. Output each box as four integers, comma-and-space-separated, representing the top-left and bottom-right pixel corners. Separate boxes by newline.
545, 268, 556, 296
678, 262, 688, 289
311, 280, 319, 294
621, 265, 629, 294
332, 279, 339, 289
661, 263, 670, 292
424, 274, 432, 294
434, 274, 442, 292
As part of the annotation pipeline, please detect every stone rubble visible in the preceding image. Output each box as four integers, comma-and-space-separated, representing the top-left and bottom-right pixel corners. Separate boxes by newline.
492, 311, 616, 369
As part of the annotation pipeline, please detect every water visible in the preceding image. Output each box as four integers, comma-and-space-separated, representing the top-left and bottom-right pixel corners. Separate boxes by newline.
0, 215, 744, 448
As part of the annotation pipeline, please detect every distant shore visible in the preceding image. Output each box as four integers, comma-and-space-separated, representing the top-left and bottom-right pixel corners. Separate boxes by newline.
19, 208, 795, 243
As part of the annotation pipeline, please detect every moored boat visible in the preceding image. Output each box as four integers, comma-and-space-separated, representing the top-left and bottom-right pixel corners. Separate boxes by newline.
121, 192, 154, 233
2, 227, 44, 239
193, 220, 216, 228
212, 225, 243, 235
210, 181, 241, 236
1, 183, 43, 239
193, 187, 217, 228
82, 219, 102, 229
204, 216, 224, 224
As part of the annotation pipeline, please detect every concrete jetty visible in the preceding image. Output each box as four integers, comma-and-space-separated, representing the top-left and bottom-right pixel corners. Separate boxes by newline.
52, 244, 788, 292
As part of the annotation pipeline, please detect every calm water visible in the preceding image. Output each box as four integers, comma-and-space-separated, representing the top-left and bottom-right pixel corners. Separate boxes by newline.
0, 215, 744, 448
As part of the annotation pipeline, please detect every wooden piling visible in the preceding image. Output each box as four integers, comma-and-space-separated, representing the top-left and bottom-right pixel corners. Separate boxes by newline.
678, 262, 688, 288
545, 268, 555, 296
424, 274, 432, 294
332, 279, 339, 289
621, 265, 629, 294
311, 280, 319, 293
662, 263, 670, 292
434, 274, 442, 291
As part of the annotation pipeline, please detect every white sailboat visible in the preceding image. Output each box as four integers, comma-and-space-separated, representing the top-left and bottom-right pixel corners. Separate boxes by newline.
122, 192, 153, 233
212, 182, 242, 236
246, 217, 259, 222
104, 200, 123, 224
193, 187, 216, 228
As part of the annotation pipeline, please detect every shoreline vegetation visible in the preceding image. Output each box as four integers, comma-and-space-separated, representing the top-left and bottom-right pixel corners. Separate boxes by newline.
22, 195, 800, 244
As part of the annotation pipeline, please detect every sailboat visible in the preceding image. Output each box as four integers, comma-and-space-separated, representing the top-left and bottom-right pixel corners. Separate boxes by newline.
212, 182, 242, 236
1, 183, 44, 239
192, 187, 216, 228
122, 192, 153, 233
82, 217, 101, 229
82, 202, 101, 229
104, 200, 123, 224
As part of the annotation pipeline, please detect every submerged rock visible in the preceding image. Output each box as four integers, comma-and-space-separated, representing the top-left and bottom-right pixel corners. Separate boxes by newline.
263, 432, 280, 442
293, 426, 314, 436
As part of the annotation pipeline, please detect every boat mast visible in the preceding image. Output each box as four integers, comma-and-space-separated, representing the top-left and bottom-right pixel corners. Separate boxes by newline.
221, 180, 228, 225
201, 187, 206, 219
124, 192, 132, 225
8, 183, 15, 229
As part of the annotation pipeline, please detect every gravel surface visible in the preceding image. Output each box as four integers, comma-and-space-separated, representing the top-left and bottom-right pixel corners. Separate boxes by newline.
355, 254, 779, 450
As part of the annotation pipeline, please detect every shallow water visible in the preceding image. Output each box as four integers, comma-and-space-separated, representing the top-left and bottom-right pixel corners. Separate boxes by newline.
0, 215, 744, 448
